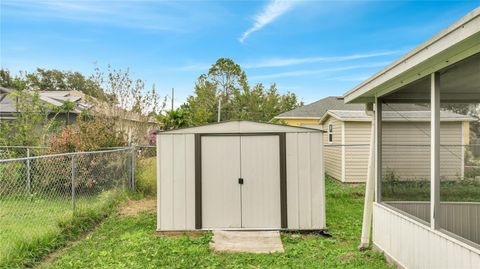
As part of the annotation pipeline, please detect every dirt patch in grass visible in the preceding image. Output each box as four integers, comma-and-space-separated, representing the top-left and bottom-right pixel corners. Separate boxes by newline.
118, 199, 156, 217
340, 252, 356, 263
36, 223, 102, 269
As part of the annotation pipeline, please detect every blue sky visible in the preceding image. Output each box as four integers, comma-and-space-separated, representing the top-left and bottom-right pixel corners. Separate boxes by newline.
1, 1, 479, 106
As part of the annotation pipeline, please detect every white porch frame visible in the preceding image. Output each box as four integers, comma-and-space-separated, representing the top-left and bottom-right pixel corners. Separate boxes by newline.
430, 72, 440, 229
351, 7, 480, 267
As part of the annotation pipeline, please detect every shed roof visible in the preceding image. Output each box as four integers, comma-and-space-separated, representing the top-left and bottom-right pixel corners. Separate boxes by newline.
157, 120, 322, 134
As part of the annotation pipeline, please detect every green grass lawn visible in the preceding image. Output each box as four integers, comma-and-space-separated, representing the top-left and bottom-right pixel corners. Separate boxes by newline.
0, 190, 125, 268
42, 177, 390, 268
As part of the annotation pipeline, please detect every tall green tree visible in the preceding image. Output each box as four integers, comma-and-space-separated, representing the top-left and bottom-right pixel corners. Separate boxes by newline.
206, 58, 248, 121
186, 75, 218, 124
185, 58, 302, 125
157, 106, 192, 131
0, 69, 27, 91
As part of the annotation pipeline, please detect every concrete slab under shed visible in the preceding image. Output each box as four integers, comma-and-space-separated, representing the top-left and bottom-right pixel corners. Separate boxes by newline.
210, 230, 284, 253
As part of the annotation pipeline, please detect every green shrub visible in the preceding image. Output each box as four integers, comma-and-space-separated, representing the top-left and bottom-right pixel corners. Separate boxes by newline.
49, 117, 127, 153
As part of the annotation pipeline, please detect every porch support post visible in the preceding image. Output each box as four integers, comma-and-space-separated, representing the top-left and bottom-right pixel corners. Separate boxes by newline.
375, 97, 382, 203
359, 103, 376, 250
430, 72, 441, 229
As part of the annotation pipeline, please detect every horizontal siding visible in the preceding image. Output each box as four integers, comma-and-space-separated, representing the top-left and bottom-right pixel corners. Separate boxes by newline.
344, 122, 371, 183
373, 203, 480, 269
386, 201, 480, 245
323, 117, 342, 181
382, 122, 463, 180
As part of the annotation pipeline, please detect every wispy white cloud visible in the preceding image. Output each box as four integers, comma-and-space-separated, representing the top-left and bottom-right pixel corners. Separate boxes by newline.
244, 50, 403, 68
175, 50, 402, 72
239, 0, 299, 43
249, 62, 390, 80
2, 1, 219, 32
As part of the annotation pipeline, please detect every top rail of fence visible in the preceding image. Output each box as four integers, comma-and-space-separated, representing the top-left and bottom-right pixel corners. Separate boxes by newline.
0, 146, 50, 149
0, 147, 131, 163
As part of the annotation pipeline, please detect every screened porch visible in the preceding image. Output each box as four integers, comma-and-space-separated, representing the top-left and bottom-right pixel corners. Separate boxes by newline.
377, 52, 480, 248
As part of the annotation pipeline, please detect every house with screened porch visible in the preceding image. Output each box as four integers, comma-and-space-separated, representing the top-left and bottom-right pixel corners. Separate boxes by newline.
347, 8, 480, 269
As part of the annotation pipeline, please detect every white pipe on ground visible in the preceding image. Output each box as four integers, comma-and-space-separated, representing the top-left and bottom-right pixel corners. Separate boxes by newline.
359, 103, 375, 250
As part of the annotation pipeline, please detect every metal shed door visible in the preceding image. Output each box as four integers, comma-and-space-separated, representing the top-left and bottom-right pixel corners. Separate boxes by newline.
201, 135, 281, 229
240, 136, 281, 228
201, 136, 242, 228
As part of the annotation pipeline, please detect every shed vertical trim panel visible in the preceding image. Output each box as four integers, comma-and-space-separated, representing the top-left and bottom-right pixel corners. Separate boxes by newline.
185, 134, 196, 229
173, 135, 186, 229
310, 132, 325, 228
286, 133, 300, 229
298, 133, 312, 229
159, 134, 174, 229
194, 134, 202, 229
341, 122, 346, 182
156, 135, 161, 230
279, 133, 288, 228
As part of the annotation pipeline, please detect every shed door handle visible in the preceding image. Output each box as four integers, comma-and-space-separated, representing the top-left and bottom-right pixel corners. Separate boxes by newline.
238, 178, 244, 185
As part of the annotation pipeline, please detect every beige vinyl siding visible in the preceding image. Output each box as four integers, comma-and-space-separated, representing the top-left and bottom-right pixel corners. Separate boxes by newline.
322, 117, 343, 181
382, 121, 463, 180
344, 121, 371, 183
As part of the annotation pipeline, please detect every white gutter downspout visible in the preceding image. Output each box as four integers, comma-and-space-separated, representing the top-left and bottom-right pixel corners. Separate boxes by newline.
359, 102, 375, 250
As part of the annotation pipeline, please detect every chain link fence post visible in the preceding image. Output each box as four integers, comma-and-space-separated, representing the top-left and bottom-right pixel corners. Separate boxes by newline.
131, 144, 136, 191
26, 148, 31, 194
71, 154, 76, 215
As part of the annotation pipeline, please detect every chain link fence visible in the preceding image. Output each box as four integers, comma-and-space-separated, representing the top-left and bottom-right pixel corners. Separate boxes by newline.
132, 145, 157, 196
0, 148, 133, 261
0, 146, 50, 159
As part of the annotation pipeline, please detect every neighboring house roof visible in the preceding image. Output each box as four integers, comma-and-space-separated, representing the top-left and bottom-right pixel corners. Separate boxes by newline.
0, 89, 92, 115
274, 96, 474, 123
0, 88, 157, 124
275, 96, 364, 119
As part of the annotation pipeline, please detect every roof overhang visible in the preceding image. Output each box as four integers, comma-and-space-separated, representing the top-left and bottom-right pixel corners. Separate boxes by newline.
343, 8, 480, 104
273, 116, 321, 120
319, 110, 474, 124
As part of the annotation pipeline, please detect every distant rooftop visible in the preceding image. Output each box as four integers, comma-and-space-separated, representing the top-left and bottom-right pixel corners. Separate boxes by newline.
275, 96, 474, 122
275, 96, 364, 119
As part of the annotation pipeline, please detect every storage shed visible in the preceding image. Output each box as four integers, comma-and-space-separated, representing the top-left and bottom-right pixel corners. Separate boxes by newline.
156, 120, 325, 231
275, 97, 473, 183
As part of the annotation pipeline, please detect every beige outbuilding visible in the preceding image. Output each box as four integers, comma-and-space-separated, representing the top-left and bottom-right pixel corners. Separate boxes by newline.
156, 121, 325, 231
275, 97, 473, 183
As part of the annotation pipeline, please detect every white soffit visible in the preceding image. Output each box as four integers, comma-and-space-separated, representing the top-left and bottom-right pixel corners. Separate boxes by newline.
343, 8, 480, 103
